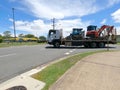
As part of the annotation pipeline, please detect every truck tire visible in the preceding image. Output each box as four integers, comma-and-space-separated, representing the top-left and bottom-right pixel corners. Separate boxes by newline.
84, 43, 90, 48
98, 42, 105, 48
90, 42, 97, 48
54, 42, 60, 48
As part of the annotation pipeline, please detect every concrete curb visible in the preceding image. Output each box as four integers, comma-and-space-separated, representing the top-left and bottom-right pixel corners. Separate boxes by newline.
0, 66, 46, 90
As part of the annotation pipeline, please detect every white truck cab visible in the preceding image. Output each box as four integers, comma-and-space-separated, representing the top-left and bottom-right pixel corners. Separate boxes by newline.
47, 29, 63, 47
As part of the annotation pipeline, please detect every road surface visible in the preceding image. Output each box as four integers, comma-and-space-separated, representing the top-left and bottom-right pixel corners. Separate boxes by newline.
0, 44, 118, 83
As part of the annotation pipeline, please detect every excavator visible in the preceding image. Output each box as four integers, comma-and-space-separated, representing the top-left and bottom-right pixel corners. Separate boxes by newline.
86, 25, 116, 39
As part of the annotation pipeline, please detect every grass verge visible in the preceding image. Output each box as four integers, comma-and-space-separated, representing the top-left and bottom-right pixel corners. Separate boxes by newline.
0, 42, 46, 48
32, 50, 107, 90
117, 42, 120, 45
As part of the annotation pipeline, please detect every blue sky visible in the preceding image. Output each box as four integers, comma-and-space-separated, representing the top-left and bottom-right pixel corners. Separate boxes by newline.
0, 0, 120, 37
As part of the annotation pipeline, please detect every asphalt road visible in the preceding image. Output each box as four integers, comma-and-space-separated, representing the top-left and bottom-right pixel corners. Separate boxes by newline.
0, 44, 119, 83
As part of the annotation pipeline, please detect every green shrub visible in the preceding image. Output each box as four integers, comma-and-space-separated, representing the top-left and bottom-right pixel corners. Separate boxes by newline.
37, 40, 46, 43
0, 38, 3, 43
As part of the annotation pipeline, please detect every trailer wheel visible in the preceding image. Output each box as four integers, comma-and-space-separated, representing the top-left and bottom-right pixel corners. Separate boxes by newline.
54, 42, 60, 48
98, 42, 105, 48
90, 42, 97, 48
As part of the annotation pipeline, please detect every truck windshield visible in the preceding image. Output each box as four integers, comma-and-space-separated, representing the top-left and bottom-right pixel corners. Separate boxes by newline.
49, 30, 56, 36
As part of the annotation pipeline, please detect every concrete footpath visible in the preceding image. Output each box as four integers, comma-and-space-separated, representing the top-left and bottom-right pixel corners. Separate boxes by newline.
50, 51, 120, 90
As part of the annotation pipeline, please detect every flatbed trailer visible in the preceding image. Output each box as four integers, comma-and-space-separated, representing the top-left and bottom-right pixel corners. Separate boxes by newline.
52, 38, 117, 48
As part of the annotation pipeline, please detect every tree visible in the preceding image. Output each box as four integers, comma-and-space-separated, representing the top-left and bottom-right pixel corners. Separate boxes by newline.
24, 34, 35, 38
18, 33, 25, 38
0, 34, 2, 38
39, 36, 46, 41
3, 31, 11, 39
0, 34, 3, 43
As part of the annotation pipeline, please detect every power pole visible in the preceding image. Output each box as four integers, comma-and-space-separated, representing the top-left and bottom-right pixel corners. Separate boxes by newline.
12, 8, 16, 41
52, 18, 55, 30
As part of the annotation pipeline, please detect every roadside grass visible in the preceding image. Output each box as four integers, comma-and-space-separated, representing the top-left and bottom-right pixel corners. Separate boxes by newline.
117, 42, 120, 45
32, 50, 106, 90
0, 42, 46, 48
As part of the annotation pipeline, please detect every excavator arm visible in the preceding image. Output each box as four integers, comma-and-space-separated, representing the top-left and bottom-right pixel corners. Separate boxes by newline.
98, 25, 114, 36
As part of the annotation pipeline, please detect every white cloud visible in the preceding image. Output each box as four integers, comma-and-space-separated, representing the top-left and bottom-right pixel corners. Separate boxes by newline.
0, 33, 2, 35
111, 9, 120, 23
100, 19, 107, 24
19, 0, 98, 19
9, 18, 13, 22
11, 19, 51, 37
107, 0, 120, 7
9, 18, 91, 37
116, 26, 120, 35
14, 0, 120, 19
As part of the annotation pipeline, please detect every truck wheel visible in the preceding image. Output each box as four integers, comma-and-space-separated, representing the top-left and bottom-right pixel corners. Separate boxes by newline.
84, 43, 90, 48
98, 42, 105, 48
90, 42, 97, 48
54, 42, 60, 48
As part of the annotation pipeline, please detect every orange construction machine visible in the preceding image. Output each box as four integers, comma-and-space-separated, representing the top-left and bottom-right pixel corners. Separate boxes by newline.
86, 25, 115, 39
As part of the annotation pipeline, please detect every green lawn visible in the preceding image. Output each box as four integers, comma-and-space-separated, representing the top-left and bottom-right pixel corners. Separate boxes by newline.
32, 50, 106, 90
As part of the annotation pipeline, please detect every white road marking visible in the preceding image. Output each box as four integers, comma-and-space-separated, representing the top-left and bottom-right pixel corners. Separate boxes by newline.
65, 49, 76, 55
73, 49, 76, 51
0, 53, 16, 58
69, 50, 73, 53
65, 52, 70, 55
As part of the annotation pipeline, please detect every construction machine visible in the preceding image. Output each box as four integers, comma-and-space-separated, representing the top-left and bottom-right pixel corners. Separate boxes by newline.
65, 28, 84, 40
86, 25, 115, 39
